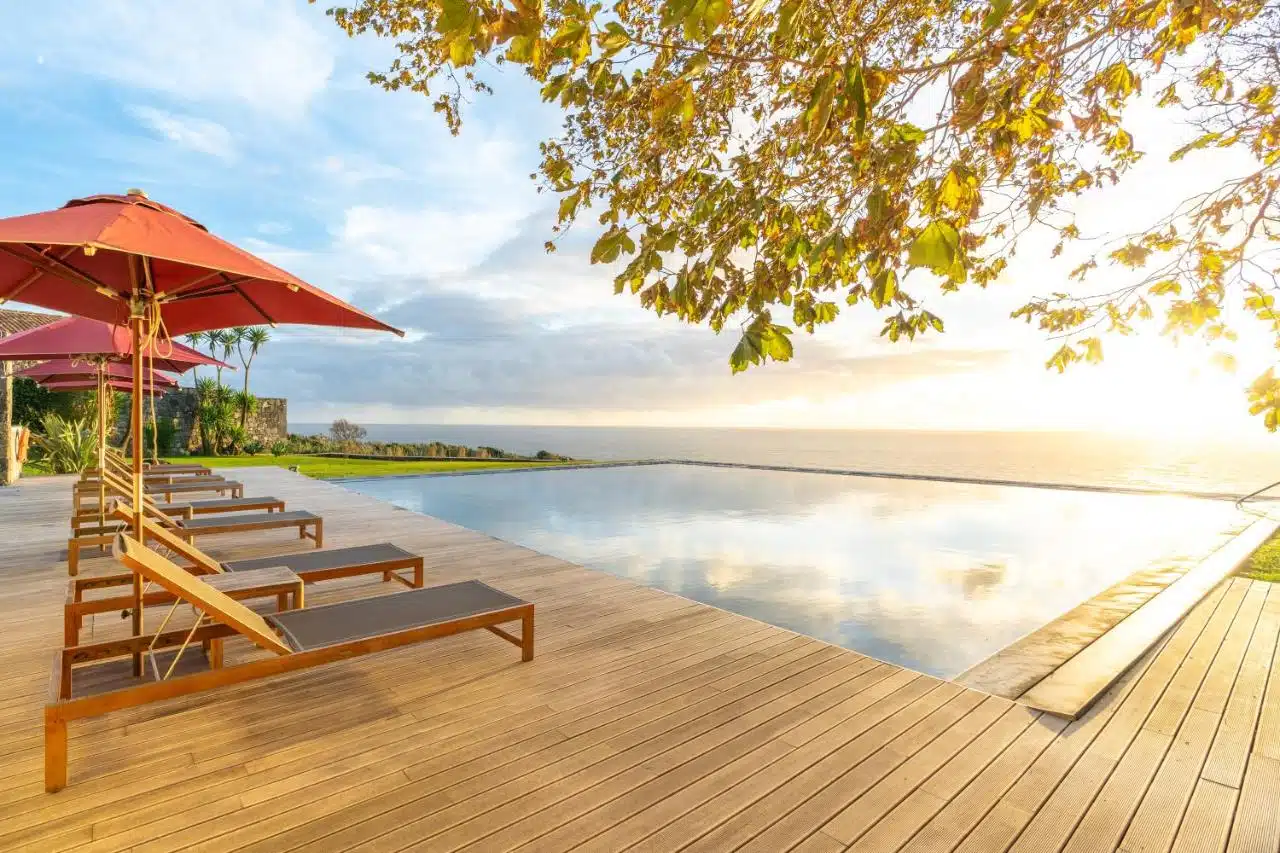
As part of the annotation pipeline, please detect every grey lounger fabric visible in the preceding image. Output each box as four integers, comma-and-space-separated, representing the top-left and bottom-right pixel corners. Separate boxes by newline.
223, 543, 415, 574
186, 497, 284, 512
179, 510, 317, 530
267, 580, 528, 651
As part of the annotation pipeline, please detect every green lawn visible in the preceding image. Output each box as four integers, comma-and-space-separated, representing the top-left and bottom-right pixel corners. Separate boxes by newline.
1240, 531, 1280, 582
166, 454, 575, 479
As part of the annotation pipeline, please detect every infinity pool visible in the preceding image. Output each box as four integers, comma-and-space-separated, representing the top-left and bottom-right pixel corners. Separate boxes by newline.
342, 463, 1249, 677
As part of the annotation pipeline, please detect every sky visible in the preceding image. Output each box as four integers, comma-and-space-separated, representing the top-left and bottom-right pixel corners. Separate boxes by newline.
0, 0, 1273, 437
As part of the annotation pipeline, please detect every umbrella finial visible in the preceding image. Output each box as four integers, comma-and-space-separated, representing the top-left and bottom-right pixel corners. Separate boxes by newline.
126, 188, 148, 199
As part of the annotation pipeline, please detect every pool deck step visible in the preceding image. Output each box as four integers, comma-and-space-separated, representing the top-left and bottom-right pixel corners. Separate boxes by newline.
1018, 512, 1280, 718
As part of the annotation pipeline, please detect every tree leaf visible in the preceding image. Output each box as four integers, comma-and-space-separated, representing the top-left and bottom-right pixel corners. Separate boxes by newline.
907, 221, 960, 273
983, 0, 1012, 29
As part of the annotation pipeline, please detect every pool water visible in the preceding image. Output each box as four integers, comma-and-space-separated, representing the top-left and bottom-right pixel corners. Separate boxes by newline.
341, 464, 1250, 677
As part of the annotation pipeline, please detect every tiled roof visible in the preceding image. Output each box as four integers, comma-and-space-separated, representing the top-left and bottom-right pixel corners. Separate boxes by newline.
0, 309, 60, 338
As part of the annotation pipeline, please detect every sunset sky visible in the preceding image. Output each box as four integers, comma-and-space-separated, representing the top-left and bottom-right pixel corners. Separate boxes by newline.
0, 1, 1272, 437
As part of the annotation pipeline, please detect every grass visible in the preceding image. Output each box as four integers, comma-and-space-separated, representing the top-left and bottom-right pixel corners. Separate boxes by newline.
20, 454, 579, 480
167, 454, 575, 479
1240, 532, 1280, 582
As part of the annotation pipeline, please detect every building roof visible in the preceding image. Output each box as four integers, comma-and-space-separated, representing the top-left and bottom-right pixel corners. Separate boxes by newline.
0, 309, 61, 338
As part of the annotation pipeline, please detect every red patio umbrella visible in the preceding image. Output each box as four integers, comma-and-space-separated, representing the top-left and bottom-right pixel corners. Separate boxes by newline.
0, 189, 401, 675
0, 319, 227, 520
43, 377, 175, 394
0, 315, 227, 373
17, 359, 178, 385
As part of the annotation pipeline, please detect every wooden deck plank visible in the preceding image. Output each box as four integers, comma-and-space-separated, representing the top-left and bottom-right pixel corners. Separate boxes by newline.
0, 469, 1273, 853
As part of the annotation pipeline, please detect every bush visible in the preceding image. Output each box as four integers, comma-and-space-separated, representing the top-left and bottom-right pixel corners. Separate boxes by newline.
30, 413, 97, 474
142, 419, 177, 457
270, 441, 289, 456
243, 440, 265, 456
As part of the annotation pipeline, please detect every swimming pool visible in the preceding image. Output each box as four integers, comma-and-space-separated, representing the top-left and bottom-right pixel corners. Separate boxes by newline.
341, 463, 1251, 677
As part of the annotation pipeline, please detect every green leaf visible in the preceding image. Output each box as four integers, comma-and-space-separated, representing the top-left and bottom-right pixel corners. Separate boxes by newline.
774, 0, 799, 44
983, 0, 1012, 29
449, 37, 476, 66
889, 123, 926, 144
557, 191, 581, 221
599, 21, 630, 56
1081, 336, 1103, 363
848, 64, 868, 139
745, 0, 770, 20
805, 73, 835, 141
730, 331, 763, 373
703, 0, 729, 34
437, 0, 470, 33
591, 228, 632, 264
907, 221, 960, 273
869, 268, 897, 308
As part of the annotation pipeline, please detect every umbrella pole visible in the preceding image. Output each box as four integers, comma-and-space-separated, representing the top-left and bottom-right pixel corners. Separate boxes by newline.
129, 274, 146, 678
97, 364, 106, 531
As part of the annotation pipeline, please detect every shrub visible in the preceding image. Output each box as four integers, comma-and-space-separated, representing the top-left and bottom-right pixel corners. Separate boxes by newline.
270, 441, 289, 456
30, 413, 97, 474
243, 440, 265, 456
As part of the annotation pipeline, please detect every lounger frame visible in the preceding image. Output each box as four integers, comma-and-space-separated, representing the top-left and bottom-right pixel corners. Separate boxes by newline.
45, 556, 531, 793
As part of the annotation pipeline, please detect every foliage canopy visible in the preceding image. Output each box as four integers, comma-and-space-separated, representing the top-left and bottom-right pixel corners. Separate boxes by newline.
321, 0, 1280, 426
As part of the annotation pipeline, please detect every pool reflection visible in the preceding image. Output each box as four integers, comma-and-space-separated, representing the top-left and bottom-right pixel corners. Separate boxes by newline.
344, 464, 1249, 677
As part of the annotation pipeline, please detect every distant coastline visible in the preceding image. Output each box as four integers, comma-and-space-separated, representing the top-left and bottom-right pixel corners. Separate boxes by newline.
291, 423, 1280, 496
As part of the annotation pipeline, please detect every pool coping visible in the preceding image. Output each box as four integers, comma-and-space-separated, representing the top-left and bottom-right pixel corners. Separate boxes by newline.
326, 457, 1277, 502
958, 508, 1280, 714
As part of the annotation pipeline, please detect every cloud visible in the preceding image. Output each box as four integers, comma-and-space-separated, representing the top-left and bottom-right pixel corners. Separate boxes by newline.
3, 1, 334, 116
127, 106, 236, 159
253, 280, 1010, 415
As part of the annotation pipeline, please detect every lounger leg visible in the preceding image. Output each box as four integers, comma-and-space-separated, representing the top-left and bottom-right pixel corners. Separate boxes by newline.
67, 540, 78, 577
313, 520, 323, 548
295, 584, 304, 609
522, 609, 535, 662
414, 560, 424, 588
276, 592, 288, 612
208, 638, 224, 669
44, 709, 67, 793
64, 610, 77, 647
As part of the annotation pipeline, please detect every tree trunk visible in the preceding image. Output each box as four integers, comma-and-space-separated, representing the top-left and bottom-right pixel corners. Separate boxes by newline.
241, 365, 251, 429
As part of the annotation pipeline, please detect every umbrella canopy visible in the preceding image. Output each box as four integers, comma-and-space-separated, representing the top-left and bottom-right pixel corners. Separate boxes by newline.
0, 191, 402, 336
0, 315, 227, 372
42, 377, 172, 395
17, 359, 179, 385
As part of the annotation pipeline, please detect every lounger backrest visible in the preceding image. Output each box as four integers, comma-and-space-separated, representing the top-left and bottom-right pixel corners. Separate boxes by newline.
134, 513, 224, 575
109, 497, 181, 530
113, 534, 292, 656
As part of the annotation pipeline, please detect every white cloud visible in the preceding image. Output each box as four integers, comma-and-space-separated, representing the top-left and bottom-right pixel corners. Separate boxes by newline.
128, 106, 236, 159
7, 1, 334, 115
317, 154, 404, 185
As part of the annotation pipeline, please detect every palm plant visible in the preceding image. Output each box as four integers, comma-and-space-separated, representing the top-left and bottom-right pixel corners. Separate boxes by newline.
183, 332, 206, 384
205, 330, 230, 386
30, 413, 96, 474
235, 327, 269, 427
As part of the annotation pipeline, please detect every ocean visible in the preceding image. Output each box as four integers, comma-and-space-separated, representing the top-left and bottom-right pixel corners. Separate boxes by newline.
292, 423, 1280, 497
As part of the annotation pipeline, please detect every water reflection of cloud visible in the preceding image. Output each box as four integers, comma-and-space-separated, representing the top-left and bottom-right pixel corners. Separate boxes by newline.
348, 464, 1251, 677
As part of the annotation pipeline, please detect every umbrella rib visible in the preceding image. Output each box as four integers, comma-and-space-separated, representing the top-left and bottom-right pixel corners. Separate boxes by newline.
0, 246, 78, 304
231, 283, 277, 326
160, 275, 254, 303
0, 244, 121, 301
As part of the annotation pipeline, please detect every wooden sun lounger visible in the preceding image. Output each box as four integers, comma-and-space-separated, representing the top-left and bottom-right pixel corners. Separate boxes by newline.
66, 508, 322, 575
73, 478, 243, 512
82, 468, 211, 483
70, 496, 286, 531
65, 519, 423, 645
45, 535, 533, 791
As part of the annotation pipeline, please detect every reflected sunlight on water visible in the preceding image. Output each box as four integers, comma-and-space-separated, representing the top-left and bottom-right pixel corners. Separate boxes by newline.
343, 464, 1255, 677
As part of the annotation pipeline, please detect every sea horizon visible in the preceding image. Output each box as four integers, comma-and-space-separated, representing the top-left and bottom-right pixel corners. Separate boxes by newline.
289, 422, 1280, 497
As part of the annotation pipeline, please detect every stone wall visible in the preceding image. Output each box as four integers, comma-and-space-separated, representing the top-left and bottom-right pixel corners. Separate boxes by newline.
112, 389, 287, 453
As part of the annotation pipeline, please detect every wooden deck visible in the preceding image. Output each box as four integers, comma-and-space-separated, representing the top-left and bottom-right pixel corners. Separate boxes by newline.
2, 467, 1280, 852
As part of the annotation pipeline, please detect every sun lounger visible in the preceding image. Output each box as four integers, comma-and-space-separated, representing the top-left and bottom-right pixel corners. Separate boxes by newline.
70, 496, 286, 531
73, 478, 243, 512
66, 506, 322, 575
64, 519, 423, 644
45, 534, 532, 791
